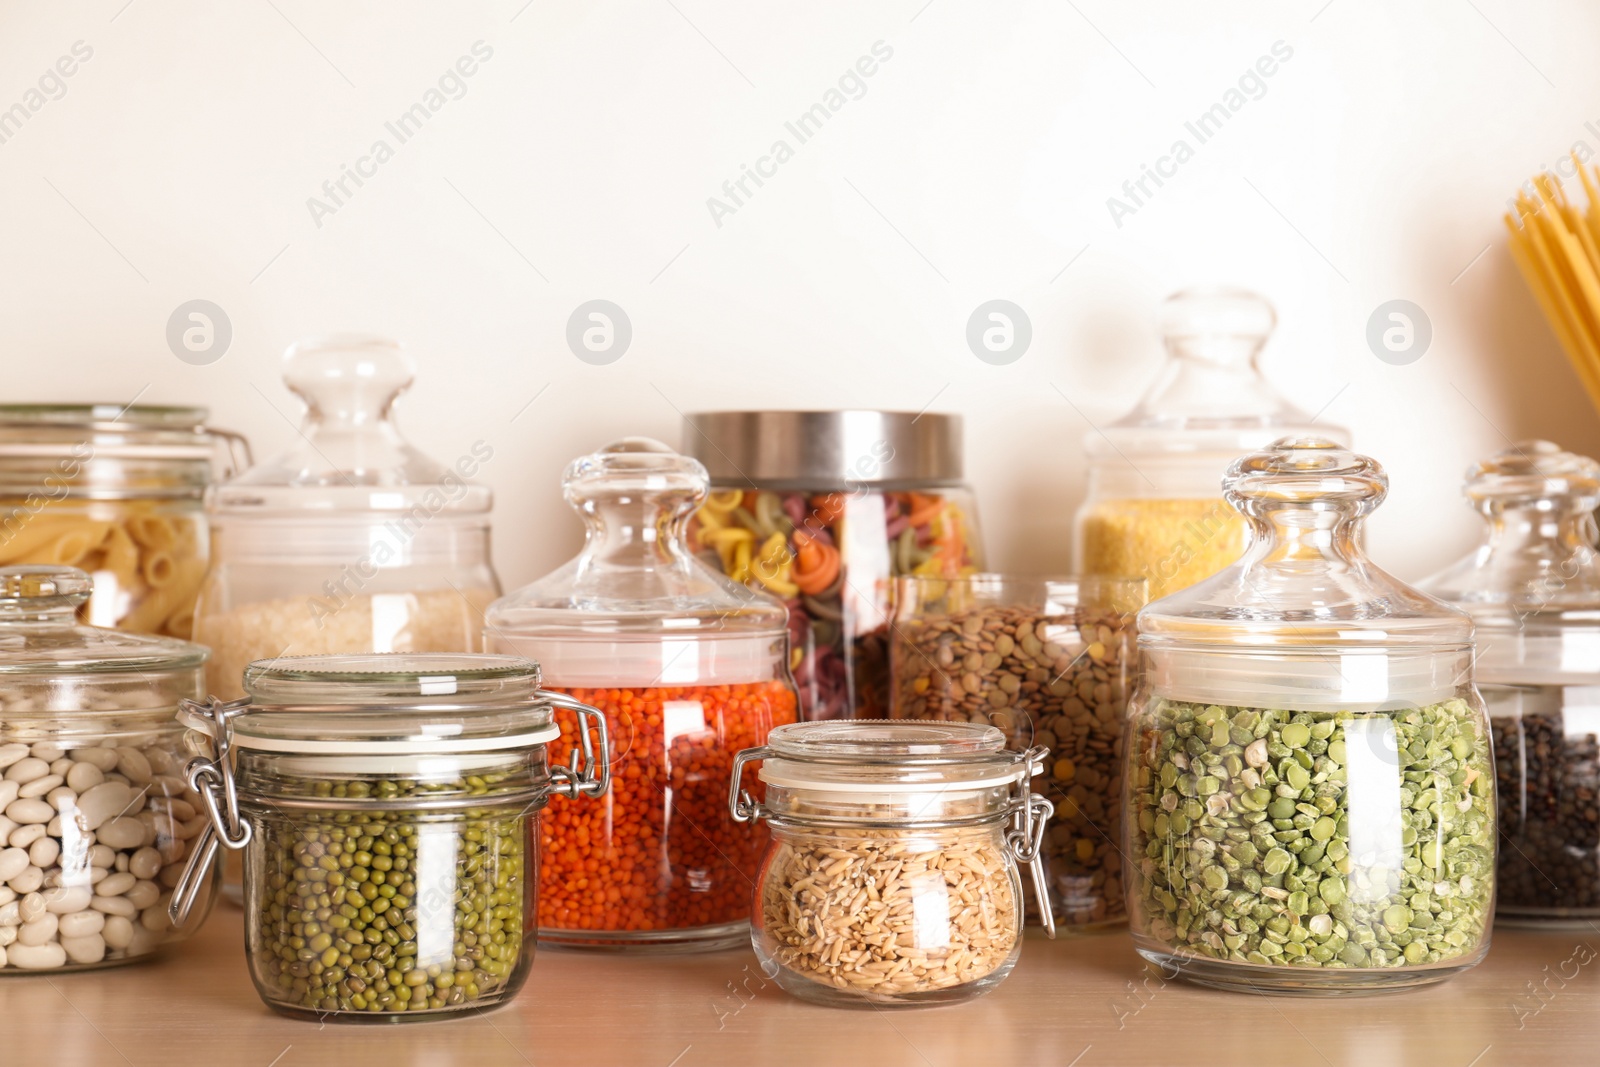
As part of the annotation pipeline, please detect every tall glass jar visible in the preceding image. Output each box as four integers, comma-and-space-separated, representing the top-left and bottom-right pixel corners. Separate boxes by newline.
171, 653, 609, 1021
1125, 438, 1495, 994
684, 410, 983, 720
485, 438, 799, 950
194, 336, 499, 701
1075, 288, 1345, 602
0, 404, 249, 637
729, 720, 1054, 1007
1421, 441, 1600, 925
886, 574, 1143, 930
0, 565, 214, 973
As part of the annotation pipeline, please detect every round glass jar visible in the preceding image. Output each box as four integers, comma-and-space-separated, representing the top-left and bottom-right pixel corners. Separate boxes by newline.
485, 438, 799, 951
1074, 289, 1346, 602
0, 565, 212, 973
1125, 438, 1495, 994
193, 335, 499, 702
684, 410, 983, 720
1421, 441, 1600, 925
0, 403, 249, 637
887, 574, 1143, 930
730, 720, 1054, 1007
172, 653, 609, 1021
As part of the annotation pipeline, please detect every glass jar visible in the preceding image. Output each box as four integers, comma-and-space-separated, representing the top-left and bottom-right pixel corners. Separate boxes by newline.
171, 653, 609, 1020
684, 410, 983, 720
1075, 288, 1346, 602
0, 565, 212, 973
1421, 440, 1600, 925
887, 574, 1143, 930
0, 404, 249, 637
729, 720, 1054, 1007
485, 438, 799, 950
1125, 437, 1495, 994
194, 336, 499, 701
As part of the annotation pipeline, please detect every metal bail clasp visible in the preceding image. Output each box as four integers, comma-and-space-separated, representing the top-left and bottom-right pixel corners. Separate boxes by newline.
168, 695, 254, 927
1008, 744, 1056, 939
543, 691, 612, 800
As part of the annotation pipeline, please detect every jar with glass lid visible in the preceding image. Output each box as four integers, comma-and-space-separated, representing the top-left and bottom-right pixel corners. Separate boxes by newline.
193, 335, 499, 700
1421, 440, 1600, 925
1125, 437, 1495, 993
484, 438, 799, 950
729, 720, 1054, 1006
0, 565, 213, 973
1075, 288, 1346, 602
684, 410, 983, 720
170, 652, 609, 1020
0, 404, 249, 637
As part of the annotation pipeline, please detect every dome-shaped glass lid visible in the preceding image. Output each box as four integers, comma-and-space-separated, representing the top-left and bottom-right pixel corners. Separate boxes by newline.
486, 438, 787, 637
1139, 437, 1471, 651
0, 566, 206, 674
211, 334, 489, 515
1091, 287, 1344, 458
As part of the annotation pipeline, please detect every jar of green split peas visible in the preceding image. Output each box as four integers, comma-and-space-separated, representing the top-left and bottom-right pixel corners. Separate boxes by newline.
170, 653, 609, 1021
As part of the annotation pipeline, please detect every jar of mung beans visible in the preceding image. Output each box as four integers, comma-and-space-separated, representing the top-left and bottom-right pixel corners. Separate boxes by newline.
170, 653, 609, 1021
730, 720, 1055, 1007
1125, 438, 1495, 994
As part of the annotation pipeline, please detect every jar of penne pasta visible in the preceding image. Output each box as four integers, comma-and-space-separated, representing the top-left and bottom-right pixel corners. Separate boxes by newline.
193, 336, 501, 703
0, 404, 249, 639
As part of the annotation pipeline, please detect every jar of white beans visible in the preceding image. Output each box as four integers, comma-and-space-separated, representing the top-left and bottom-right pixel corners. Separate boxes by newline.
0, 566, 213, 973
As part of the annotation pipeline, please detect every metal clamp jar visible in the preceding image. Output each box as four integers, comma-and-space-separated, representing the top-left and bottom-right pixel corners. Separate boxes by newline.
171, 653, 609, 1021
0, 565, 212, 973
729, 720, 1054, 1007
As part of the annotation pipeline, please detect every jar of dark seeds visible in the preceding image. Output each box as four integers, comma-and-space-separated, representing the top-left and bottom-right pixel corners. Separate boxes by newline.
888, 575, 1143, 930
1422, 441, 1600, 926
1128, 439, 1495, 994
171, 653, 609, 1021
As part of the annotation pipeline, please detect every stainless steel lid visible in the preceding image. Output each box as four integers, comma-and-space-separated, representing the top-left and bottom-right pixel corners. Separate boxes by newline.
683, 410, 964, 489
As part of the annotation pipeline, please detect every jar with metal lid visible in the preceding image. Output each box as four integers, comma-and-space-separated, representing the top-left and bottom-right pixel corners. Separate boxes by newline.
1125, 437, 1494, 993
171, 652, 609, 1020
1421, 440, 1600, 925
729, 720, 1054, 1007
485, 438, 799, 950
1075, 288, 1347, 602
0, 565, 212, 973
193, 335, 500, 701
0, 404, 249, 637
684, 410, 983, 720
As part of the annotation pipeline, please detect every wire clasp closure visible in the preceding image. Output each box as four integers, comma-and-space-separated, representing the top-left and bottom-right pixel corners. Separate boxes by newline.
168, 695, 253, 927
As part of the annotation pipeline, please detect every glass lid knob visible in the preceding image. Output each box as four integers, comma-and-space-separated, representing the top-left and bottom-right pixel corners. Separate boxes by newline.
1224, 435, 1386, 517
1158, 286, 1276, 366
1464, 439, 1600, 506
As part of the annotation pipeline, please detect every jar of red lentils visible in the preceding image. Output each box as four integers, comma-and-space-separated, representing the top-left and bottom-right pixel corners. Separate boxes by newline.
485, 438, 799, 950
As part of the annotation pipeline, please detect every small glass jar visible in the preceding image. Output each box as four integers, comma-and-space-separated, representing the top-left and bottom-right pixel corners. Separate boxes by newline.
0, 404, 249, 637
729, 720, 1054, 1007
887, 574, 1143, 930
1075, 289, 1346, 602
684, 410, 983, 720
171, 653, 609, 1021
194, 335, 499, 701
485, 439, 798, 950
1421, 441, 1600, 925
1125, 438, 1495, 994
0, 565, 212, 973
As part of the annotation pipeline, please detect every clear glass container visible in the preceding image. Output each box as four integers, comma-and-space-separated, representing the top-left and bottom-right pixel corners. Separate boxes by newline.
887, 574, 1144, 930
0, 565, 212, 973
684, 411, 983, 720
171, 653, 609, 1021
1421, 440, 1600, 925
729, 720, 1054, 1007
1075, 288, 1346, 602
485, 438, 799, 950
1125, 437, 1495, 994
194, 336, 499, 701
0, 404, 249, 637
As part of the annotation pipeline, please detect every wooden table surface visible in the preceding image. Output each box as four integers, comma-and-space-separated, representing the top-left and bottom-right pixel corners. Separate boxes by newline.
13, 907, 1600, 1067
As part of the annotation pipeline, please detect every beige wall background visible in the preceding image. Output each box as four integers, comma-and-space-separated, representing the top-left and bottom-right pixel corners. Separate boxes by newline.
0, 0, 1596, 589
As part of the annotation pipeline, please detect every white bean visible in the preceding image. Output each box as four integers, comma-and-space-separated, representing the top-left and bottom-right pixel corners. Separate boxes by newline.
16, 892, 44, 923
4, 758, 48, 785
0, 745, 28, 771
0, 848, 27, 883
17, 774, 62, 799
66, 762, 103, 794
88, 844, 115, 868
4, 799, 52, 825
115, 749, 152, 786
139, 901, 169, 932
9, 824, 45, 849
101, 914, 134, 950
0, 926, 13, 947
7, 942, 66, 969
0, 782, 16, 809
17, 913, 57, 945
43, 885, 91, 914
97, 872, 136, 898
97, 818, 146, 850
8, 866, 42, 894
128, 848, 161, 881
158, 864, 182, 889
30, 742, 65, 763
0, 886, 13, 907
46, 786, 75, 809
89, 895, 135, 917
157, 837, 186, 865
57, 909, 104, 938
27, 837, 58, 869
124, 881, 159, 911
0, 901, 17, 926
60, 933, 105, 965
76, 782, 132, 831
69, 748, 118, 772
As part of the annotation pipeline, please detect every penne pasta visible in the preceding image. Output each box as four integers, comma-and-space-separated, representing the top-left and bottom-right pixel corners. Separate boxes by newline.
141, 548, 176, 588
37, 522, 113, 566
102, 523, 139, 588
0, 514, 99, 563
126, 514, 179, 550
